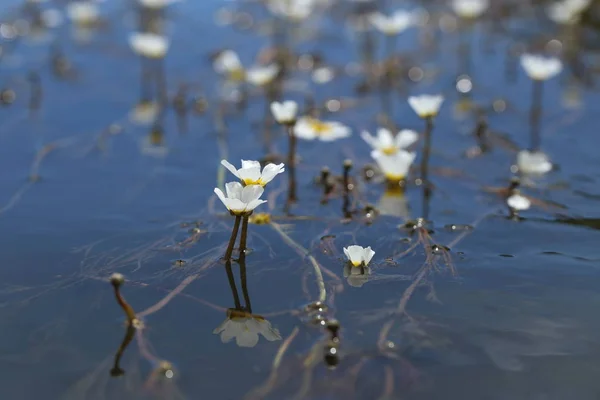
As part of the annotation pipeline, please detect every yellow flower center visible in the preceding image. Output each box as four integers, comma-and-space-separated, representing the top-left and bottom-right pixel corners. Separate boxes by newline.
228, 68, 246, 83
308, 118, 332, 135
381, 147, 397, 156
249, 212, 271, 225
384, 174, 405, 184
242, 178, 266, 186
351, 260, 362, 267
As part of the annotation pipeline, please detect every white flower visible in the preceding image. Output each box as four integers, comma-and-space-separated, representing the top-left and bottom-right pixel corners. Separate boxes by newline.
214, 50, 244, 80
516, 150, 553, 175
246, 64, 280, 86
507, 193, 531, 211
267, 0, 314, 21
361, 128, 418, 155
451, 0, 490, 19
343, 265, 371, 288
547, 1, 581, 24
270, 101, 298, 125
129, 33, 169, 59
66, 1, 99, 25
372, 150, 416, 182
343, 245, 375, 267
520, 54, 562, 81
213, 310, 281, 348
408, 94, 444, 118
129, 101, 159, 125
42, 9, 64, 28
294, 117, 351, 141
221, 159, 285, 186
312, 67, 335, 84
214, 182, 267, 215
369, 10, 414, 35
138, 0, 180, 9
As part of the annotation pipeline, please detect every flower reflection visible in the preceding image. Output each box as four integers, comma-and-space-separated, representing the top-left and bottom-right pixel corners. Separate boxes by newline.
214, 309, 281, 347
343, 264, 371, 288
377, 187, 409, 219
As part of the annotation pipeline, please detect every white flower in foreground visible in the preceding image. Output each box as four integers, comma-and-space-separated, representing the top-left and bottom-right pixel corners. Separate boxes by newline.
520, 54, 562, 81
361, 128, 418, 155
516, 150, 553, 175
294, 117, 351, 141
129, 33, 169, 59
271, 101, 298, 125
451, 0, 490, 19
343, 264, 371, 288
221, 159, 285, 186
372, 150, 416, 182
246, 64, 280, 86
369, 10, 414, 35
66, 1, 99, 25
213, 309, 281, 348
138, 0, 180, 9
343, 245, 375, 267
214, 182, 267, 215
507, 193, 531, 211
408, 94, 444, 118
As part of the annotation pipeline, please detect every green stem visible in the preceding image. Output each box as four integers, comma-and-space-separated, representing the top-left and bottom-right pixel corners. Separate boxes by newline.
224, 215, 241, 261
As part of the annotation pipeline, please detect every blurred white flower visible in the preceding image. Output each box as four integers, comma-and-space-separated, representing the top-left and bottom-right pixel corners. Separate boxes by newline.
214, 50, 245, 82
138, 0, 181, 9
214, 310, 281, 348
311, 66, 335, 84
547, 1, 582, 24
270, 101, 298, 125
361, 128, 418, 155
129, 33, 169, 59
507, 193, 531, 211
246, 64, 280, 86
451, 0, 490, 19
294, 117, 351, 141
214, 182, 267, 215
516, 150, 553, 175
372, 150, 416, 182
66, 1, 99, 25
343, 245, 375, 267
41, 9, 64, 28
221, 159, 285, 186
408, 94, 444, 118
129, 101, 159, 125
520, 54, 562, 81
369, 10, 414, 35
267, 0, 315, 21
343, 264, 371, 288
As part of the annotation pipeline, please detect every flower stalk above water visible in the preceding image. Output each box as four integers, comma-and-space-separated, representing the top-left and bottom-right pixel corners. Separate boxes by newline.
271, 101, 299, 205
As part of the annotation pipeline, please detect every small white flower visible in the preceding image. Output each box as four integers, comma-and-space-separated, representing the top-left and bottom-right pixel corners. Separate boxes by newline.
66, 1, 100, 25
547, 1, 581, 24
565, 0, 592, 13
214, 182, 267, 215
369, 10, 414, 35
408, 94, 444, 118
343, 264, 371, 288
213, 310, 281, 348
516, 150, 553, 175
129, 33, 169, 59
361, 128, 418, 155
214, 50, 244, 80
451, 0, 490, 19
312, 67, 335, 84
520, 54, 562, 81
372, 150, 416, 182
270, 101, 298, 125
221, 159, 285, 186
294, 116, 351, 141
343, 245, 375, 267
507, 193, 531, 211
42, 9, 64, 28
246, 64, 280, 86
138, 0, 180, 9
129, 101, 159, 125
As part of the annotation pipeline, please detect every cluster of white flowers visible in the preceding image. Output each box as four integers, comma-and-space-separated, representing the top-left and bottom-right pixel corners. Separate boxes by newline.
215, 160, 285, 215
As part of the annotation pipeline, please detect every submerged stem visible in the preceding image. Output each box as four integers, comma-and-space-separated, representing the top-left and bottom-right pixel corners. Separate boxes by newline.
530, 79, 543, 151
420, 116, 434, 220
287, 124, 297, 206
111, 281, 137, 324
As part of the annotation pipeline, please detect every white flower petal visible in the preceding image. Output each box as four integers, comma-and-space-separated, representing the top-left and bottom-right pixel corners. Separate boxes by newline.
129, 33, 169, 58
395, 129, 419, 149
225, 182, 244, 199
240, 184, 265, 204
362, 246, 375, 266
520, 54, 563, 81
260, 163, 285, 184
236, 330, 260, 347
507, 194, 531, 211
221, 160, 241, 179
408, 95, 444, 118
344, 245, 367, 266
372, 150, 416, 181
294, 118, 318, 140
452, 0, 489, 18
517, 150, 553, 175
